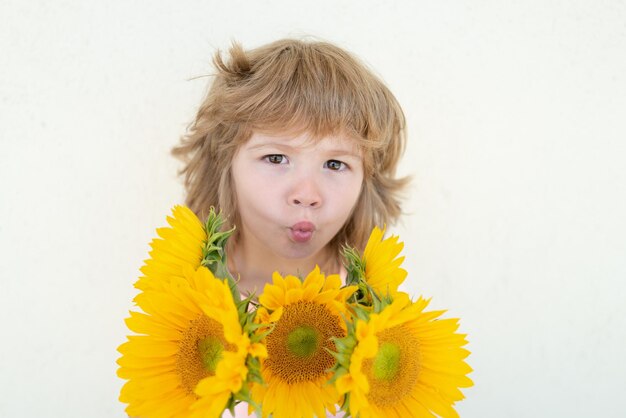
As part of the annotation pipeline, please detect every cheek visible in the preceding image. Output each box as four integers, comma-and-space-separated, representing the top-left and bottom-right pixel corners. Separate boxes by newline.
345, 185, 363, 217
232, 163, 263, 201
328, 177, 363, 219
232, 167, 281, 222
238, 177, 269, 199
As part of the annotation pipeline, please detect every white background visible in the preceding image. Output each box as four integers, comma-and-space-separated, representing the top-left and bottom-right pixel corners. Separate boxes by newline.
1, 1, 625, 417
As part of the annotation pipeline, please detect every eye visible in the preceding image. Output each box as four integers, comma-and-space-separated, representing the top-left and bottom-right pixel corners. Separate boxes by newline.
324, 159, 346, 171
264, 154, 287, 164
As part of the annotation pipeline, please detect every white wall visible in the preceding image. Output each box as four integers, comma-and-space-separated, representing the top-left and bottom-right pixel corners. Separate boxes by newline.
1, 1, 625, 417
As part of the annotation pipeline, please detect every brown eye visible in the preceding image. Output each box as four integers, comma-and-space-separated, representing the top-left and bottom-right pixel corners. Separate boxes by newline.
325, 160, 345, 171
266, 154, 286, 164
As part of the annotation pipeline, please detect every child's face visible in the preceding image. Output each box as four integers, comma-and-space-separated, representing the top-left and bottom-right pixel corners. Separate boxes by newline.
231, 131, 364, 261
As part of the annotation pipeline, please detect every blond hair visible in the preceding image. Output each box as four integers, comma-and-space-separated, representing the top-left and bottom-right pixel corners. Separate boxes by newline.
172, 38, 409, 252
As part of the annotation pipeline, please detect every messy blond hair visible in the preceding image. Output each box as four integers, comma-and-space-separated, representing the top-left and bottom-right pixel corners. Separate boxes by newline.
172, 38, 409, 252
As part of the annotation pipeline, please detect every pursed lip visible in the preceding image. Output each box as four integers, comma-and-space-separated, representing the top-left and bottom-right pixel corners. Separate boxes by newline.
290, 221, 316, 232
288, 221, 316, 243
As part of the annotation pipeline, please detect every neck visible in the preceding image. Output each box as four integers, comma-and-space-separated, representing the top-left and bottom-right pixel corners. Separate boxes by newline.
226, 238, 342, 296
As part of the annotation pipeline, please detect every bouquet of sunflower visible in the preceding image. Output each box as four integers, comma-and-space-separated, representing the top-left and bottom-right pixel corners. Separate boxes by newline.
117, 206, 473, 418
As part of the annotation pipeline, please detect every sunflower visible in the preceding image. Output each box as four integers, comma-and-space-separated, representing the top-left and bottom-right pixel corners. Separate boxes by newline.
362, 226, 407, 297
135, 205, 237, 298
135, 205, 206, 292
344, 226, 407, 301
335, 294, 473, 418
118, 265, 265, 418
252, 267, 357, 418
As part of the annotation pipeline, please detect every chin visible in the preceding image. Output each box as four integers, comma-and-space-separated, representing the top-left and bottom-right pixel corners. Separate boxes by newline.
278, 242, 321, 260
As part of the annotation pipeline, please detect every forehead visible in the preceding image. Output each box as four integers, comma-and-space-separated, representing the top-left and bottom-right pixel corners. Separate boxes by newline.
245, 130, 362, 156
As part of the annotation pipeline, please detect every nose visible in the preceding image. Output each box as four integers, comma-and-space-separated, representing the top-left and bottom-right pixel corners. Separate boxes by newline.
288, 174, 322, 208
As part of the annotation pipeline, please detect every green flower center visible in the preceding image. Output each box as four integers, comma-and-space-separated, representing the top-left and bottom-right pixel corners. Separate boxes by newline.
287, 325, 319, 358
363, 325, 420, 407
372, 342, 401, 381
177, 315, 235, 395
198, 336, 224, 373
265, 301, 344, 383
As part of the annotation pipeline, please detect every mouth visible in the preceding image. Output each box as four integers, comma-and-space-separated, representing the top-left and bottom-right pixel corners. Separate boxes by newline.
288, 221, 316, 243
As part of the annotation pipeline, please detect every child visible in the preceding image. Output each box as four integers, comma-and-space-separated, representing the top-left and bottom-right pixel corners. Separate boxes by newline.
172, 38, 409, 298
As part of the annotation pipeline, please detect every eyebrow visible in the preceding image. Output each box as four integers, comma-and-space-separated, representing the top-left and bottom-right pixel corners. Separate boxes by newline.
247, 142, 361, 159
246, 142, 295, 151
